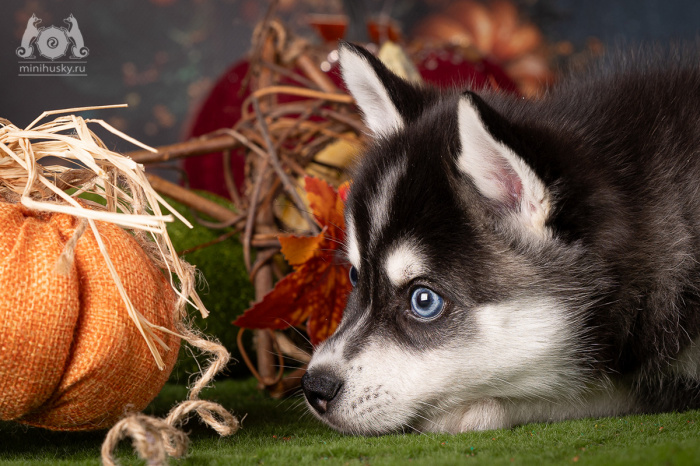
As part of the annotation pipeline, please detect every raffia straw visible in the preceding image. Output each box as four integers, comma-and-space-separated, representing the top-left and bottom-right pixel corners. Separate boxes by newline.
0, 106, 239, 465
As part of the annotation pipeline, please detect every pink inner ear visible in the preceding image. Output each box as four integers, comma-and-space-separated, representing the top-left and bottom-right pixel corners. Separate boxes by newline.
492, 162, 523, 210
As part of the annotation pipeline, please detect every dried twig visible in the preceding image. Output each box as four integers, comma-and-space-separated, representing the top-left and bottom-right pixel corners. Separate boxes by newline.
260, 60, 319, 90
320, 108, 366, 134
294, 53, 339, 94
222, 149, 243, 210
243, 161, 270, 273
241, 86, 353, 119
145, 174, 239, 224
250, 248, 280, 283
252, 97, 319, 235
128, 134, 241, 164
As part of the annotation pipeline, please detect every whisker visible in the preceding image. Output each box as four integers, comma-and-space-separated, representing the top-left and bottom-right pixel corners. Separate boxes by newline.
262, 349, 308, 367
265, 351, 309, 366
321, 237, 346, 248
285, 398, 308, 413
278, 320, 313, 348
274, 391, 306, 411
412, 412, 438, 428
270, 364, 305, 371
278, 206, 347, 235
279, 354, 310, 365
402, 423, 425, 436
416, 400, 451, 416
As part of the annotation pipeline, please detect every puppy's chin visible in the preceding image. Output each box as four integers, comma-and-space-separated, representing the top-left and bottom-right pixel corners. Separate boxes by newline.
308, 390, 506, 435
312, 408, 422, 436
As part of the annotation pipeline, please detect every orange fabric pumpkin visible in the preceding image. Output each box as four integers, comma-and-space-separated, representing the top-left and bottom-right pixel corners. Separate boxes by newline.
0, 202, 180, 431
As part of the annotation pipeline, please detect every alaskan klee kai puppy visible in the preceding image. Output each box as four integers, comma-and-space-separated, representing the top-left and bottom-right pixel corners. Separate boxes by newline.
301, 42, 700, 434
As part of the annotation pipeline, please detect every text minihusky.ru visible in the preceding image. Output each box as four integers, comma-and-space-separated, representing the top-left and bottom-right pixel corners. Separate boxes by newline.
19, 62, 86, 76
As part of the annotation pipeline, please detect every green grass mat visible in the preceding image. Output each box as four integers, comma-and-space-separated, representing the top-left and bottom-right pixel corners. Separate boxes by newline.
1, 378, 698, 465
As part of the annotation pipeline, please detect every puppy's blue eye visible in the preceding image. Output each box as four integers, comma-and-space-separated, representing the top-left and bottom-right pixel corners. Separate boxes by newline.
410, 287, 444, 319
349, 266, 358, 287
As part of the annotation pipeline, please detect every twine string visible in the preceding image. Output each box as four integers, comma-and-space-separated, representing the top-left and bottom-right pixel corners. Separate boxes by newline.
100, 221, 240, 465
55, 217, 88, 275
100, 413, 188, 466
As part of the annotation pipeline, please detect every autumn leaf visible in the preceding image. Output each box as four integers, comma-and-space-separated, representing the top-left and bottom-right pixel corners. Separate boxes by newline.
279, 232, 325, 266
305, 174, 346, 235
233, 177, 352, 345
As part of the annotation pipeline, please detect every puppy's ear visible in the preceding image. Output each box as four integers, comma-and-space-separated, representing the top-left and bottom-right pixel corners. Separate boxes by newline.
457, 92, 551, 238
339, 42, 430, 136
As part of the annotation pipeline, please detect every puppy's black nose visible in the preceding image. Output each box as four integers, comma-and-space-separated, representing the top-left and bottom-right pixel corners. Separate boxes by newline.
301, 370, 342, 415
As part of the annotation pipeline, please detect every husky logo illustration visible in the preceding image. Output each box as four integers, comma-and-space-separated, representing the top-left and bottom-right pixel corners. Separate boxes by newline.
16, 14, 41, 59
16, 14, 89, 60
64, 14, 89, 59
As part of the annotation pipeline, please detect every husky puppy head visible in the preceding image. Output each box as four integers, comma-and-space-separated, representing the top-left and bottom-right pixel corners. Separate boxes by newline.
301, 43, 594, 435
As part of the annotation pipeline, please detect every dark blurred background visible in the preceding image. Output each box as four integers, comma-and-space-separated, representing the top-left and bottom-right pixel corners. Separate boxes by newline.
2, 0, 698, 153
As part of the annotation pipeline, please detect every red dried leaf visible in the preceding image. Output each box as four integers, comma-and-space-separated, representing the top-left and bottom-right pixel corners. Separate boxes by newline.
305, 176, 344, 234
279, 231, 325, 268
233, 261, 322, 330
305, 263, 350, 343
233, 177, 351, 346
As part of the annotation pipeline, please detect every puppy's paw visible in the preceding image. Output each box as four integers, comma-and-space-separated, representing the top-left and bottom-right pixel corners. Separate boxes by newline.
423, 398, 509, 432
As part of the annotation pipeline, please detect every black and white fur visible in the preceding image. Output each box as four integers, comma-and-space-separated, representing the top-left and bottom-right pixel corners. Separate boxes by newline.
301, 41, 700, 435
